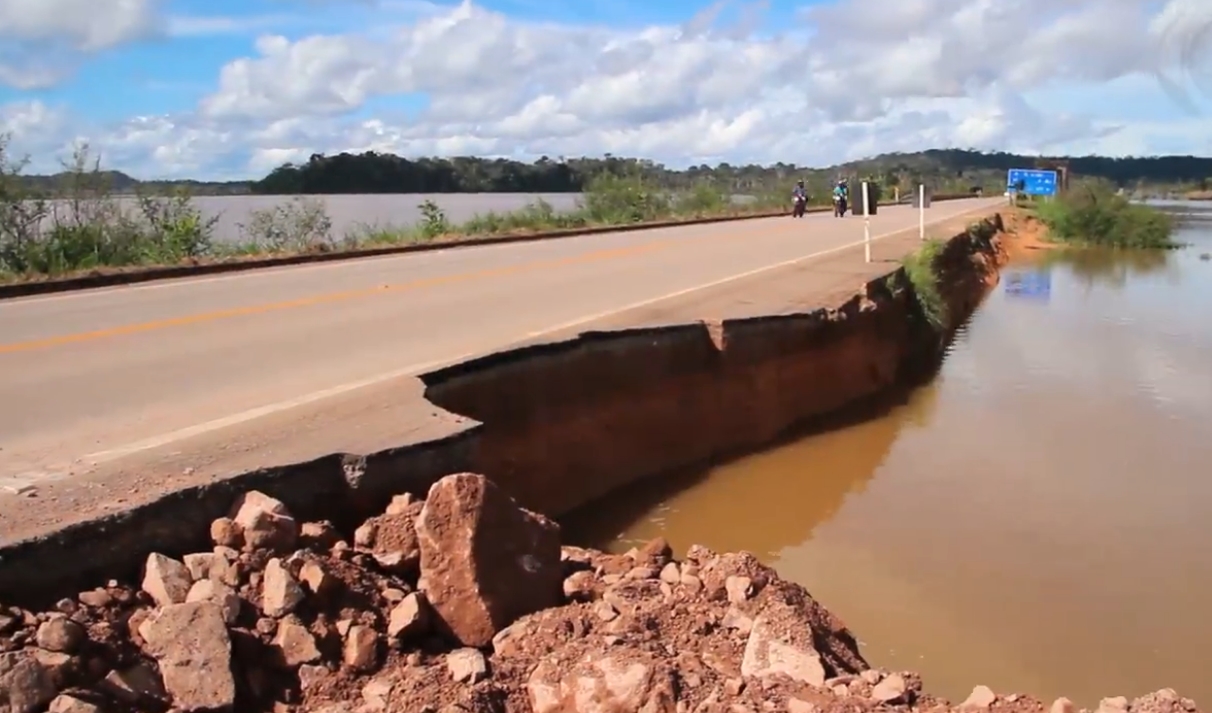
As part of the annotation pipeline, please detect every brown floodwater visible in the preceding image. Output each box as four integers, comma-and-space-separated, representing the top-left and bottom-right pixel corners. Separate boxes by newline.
564, 218, 1212, 707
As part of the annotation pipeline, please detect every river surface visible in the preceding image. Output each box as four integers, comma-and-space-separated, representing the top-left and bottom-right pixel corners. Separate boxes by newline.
565, 217, 1212, 707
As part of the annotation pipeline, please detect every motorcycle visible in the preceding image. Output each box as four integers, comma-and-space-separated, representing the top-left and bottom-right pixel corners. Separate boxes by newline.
792, 194, 807, 218
832, 194, 848, 217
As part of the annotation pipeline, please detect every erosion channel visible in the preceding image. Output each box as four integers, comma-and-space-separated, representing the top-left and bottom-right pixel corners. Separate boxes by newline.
567, 207, 1212, 708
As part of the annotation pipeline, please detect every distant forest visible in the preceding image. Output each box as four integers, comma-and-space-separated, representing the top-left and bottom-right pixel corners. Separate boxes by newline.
16, 149, 1212, 197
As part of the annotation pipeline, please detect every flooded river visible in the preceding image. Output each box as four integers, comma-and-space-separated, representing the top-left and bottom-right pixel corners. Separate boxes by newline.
566, 213, 1212, 706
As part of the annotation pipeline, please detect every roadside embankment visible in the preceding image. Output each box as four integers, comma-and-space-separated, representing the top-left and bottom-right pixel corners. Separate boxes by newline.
0, 475, 1198, 713
2, 212, 1198, 711
418, 214, 1007, 516
0, 213, 1008, 603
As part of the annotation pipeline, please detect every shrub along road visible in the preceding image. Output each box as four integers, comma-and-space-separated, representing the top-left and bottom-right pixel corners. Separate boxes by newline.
0, 198, 1001, 514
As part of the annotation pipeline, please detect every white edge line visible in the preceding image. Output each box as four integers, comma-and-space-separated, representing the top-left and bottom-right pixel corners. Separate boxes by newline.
40, 201, 995, 476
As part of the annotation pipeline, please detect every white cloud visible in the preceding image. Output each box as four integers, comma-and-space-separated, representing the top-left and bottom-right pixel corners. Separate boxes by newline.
3, 0, 1212, 179
0, 0, 160, 87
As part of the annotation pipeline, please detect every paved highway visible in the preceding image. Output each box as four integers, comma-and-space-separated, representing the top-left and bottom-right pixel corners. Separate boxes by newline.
0, 198, 1001, 488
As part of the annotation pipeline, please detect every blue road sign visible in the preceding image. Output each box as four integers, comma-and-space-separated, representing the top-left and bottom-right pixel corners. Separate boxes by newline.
1006, 168, 1059, 196
1004, 270, 1051, 301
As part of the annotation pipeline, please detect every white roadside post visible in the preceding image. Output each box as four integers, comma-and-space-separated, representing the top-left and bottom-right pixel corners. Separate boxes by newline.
863, 181, 872, 263
918, 183, 925, 241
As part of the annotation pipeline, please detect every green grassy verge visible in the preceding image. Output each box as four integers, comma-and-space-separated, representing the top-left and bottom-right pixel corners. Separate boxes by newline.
1028, 186, 1178, 249
901, 238, 948, 329
0, 139, 798, 284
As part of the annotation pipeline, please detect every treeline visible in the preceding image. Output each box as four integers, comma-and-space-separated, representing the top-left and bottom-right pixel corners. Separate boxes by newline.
248, 149, 1212, 196
14, 148, 1212, 197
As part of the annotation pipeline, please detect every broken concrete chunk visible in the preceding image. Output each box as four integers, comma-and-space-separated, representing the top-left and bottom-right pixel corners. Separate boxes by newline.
230, 490, 297, 552
416, 473, 563, 647
141, 553, 193, 607
185, 579, 241, 624
34, 615, 85, 654
343, 625, 379, 672
299, 560, 336, 595
387, 592, 430, 640
141, 602, 237, 711
725, 575, 753, 603
961, 685, 998, 710
563, 570, 596, 602
740, 615, 826, 687
361, 676, 395, 711
261, 557, 305, 617
182, 552, 215, 581
0, 650, 59, 713
527, 649, 677, 713
872, 673, 908, 702
48, 694, 102, 713
210, 517, 242, 549
100, 662, 166, 704
272, 616, 322, 668
446, 648, 488, 684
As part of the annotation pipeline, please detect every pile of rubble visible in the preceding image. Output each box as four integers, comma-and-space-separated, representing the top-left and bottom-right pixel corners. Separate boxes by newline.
0, 473, 1202, 713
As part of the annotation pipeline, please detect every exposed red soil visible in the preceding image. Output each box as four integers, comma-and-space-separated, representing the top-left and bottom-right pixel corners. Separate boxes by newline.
0, 475, 1198, 713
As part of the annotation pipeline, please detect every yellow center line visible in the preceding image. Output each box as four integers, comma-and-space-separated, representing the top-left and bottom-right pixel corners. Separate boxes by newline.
2, 221, 788, 354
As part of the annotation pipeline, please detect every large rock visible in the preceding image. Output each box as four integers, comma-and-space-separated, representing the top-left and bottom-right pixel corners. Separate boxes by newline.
416, 473, 562, 647
229, 491, 297, 552
141, 553, 193, 607
527, 650, 677, 713
141, 602, 237, 711
0, 651, 58, 713
740, 614, 826, 687
261, 558, 305, 618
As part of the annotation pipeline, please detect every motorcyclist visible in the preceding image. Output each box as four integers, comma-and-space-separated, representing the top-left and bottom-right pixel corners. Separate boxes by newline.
832, 179, 849, 202
791, 180, 808, 218
832, 179, 849, 215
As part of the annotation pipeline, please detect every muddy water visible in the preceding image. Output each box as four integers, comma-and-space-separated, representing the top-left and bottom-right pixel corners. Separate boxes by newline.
565, 219, 1212, 707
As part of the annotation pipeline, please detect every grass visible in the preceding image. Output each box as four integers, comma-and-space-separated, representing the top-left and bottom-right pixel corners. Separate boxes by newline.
901, 238, 948, 329
0, 137, 793, 284
1030, 186, 1178, 249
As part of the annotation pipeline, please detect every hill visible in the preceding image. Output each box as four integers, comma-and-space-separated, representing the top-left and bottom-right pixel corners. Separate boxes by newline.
14, 170, 253, 196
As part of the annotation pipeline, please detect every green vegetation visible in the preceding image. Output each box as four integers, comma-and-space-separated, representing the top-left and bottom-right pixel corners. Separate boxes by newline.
901, 238, 948, 329
1033, 185, 1178, 249
12, 148, 1212, 199
0, 138, 785, 283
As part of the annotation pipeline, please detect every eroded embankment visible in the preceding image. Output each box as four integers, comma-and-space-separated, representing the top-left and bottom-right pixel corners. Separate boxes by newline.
418, 215, 1008, 517
0, 214, 1006, 605
4, 214, 1198, 712
0, 214, 1003, 603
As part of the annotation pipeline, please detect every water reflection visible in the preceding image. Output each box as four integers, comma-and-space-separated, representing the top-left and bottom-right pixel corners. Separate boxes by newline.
1047, 247, 1177, 291
570, 228, 1212, 708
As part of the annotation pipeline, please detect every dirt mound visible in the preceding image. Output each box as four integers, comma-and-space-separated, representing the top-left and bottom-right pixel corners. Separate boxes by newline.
0, 474, 1200, 713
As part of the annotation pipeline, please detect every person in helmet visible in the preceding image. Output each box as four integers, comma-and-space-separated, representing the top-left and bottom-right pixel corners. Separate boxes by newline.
791, 179, 808, 217
833, 178, 849, 201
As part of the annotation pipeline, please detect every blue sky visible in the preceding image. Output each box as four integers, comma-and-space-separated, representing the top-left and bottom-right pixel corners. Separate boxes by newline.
1, 0, 1210, 179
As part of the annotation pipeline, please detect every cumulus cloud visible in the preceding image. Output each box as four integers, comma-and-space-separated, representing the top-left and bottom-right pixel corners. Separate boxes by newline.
2, 0, 1211, 179
0, 0, 161, 87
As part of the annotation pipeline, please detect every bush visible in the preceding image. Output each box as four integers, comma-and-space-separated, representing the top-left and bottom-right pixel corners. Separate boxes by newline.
0, 138, 223, 276
902, 238, 947, 328
1035, 186, 1177, 249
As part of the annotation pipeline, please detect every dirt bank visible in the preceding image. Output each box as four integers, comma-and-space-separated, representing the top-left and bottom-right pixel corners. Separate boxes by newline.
0, 475, 1197, 713
419, 215, 1008, 516
998, 209, 1056, 262
0, 213, 1008, 603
